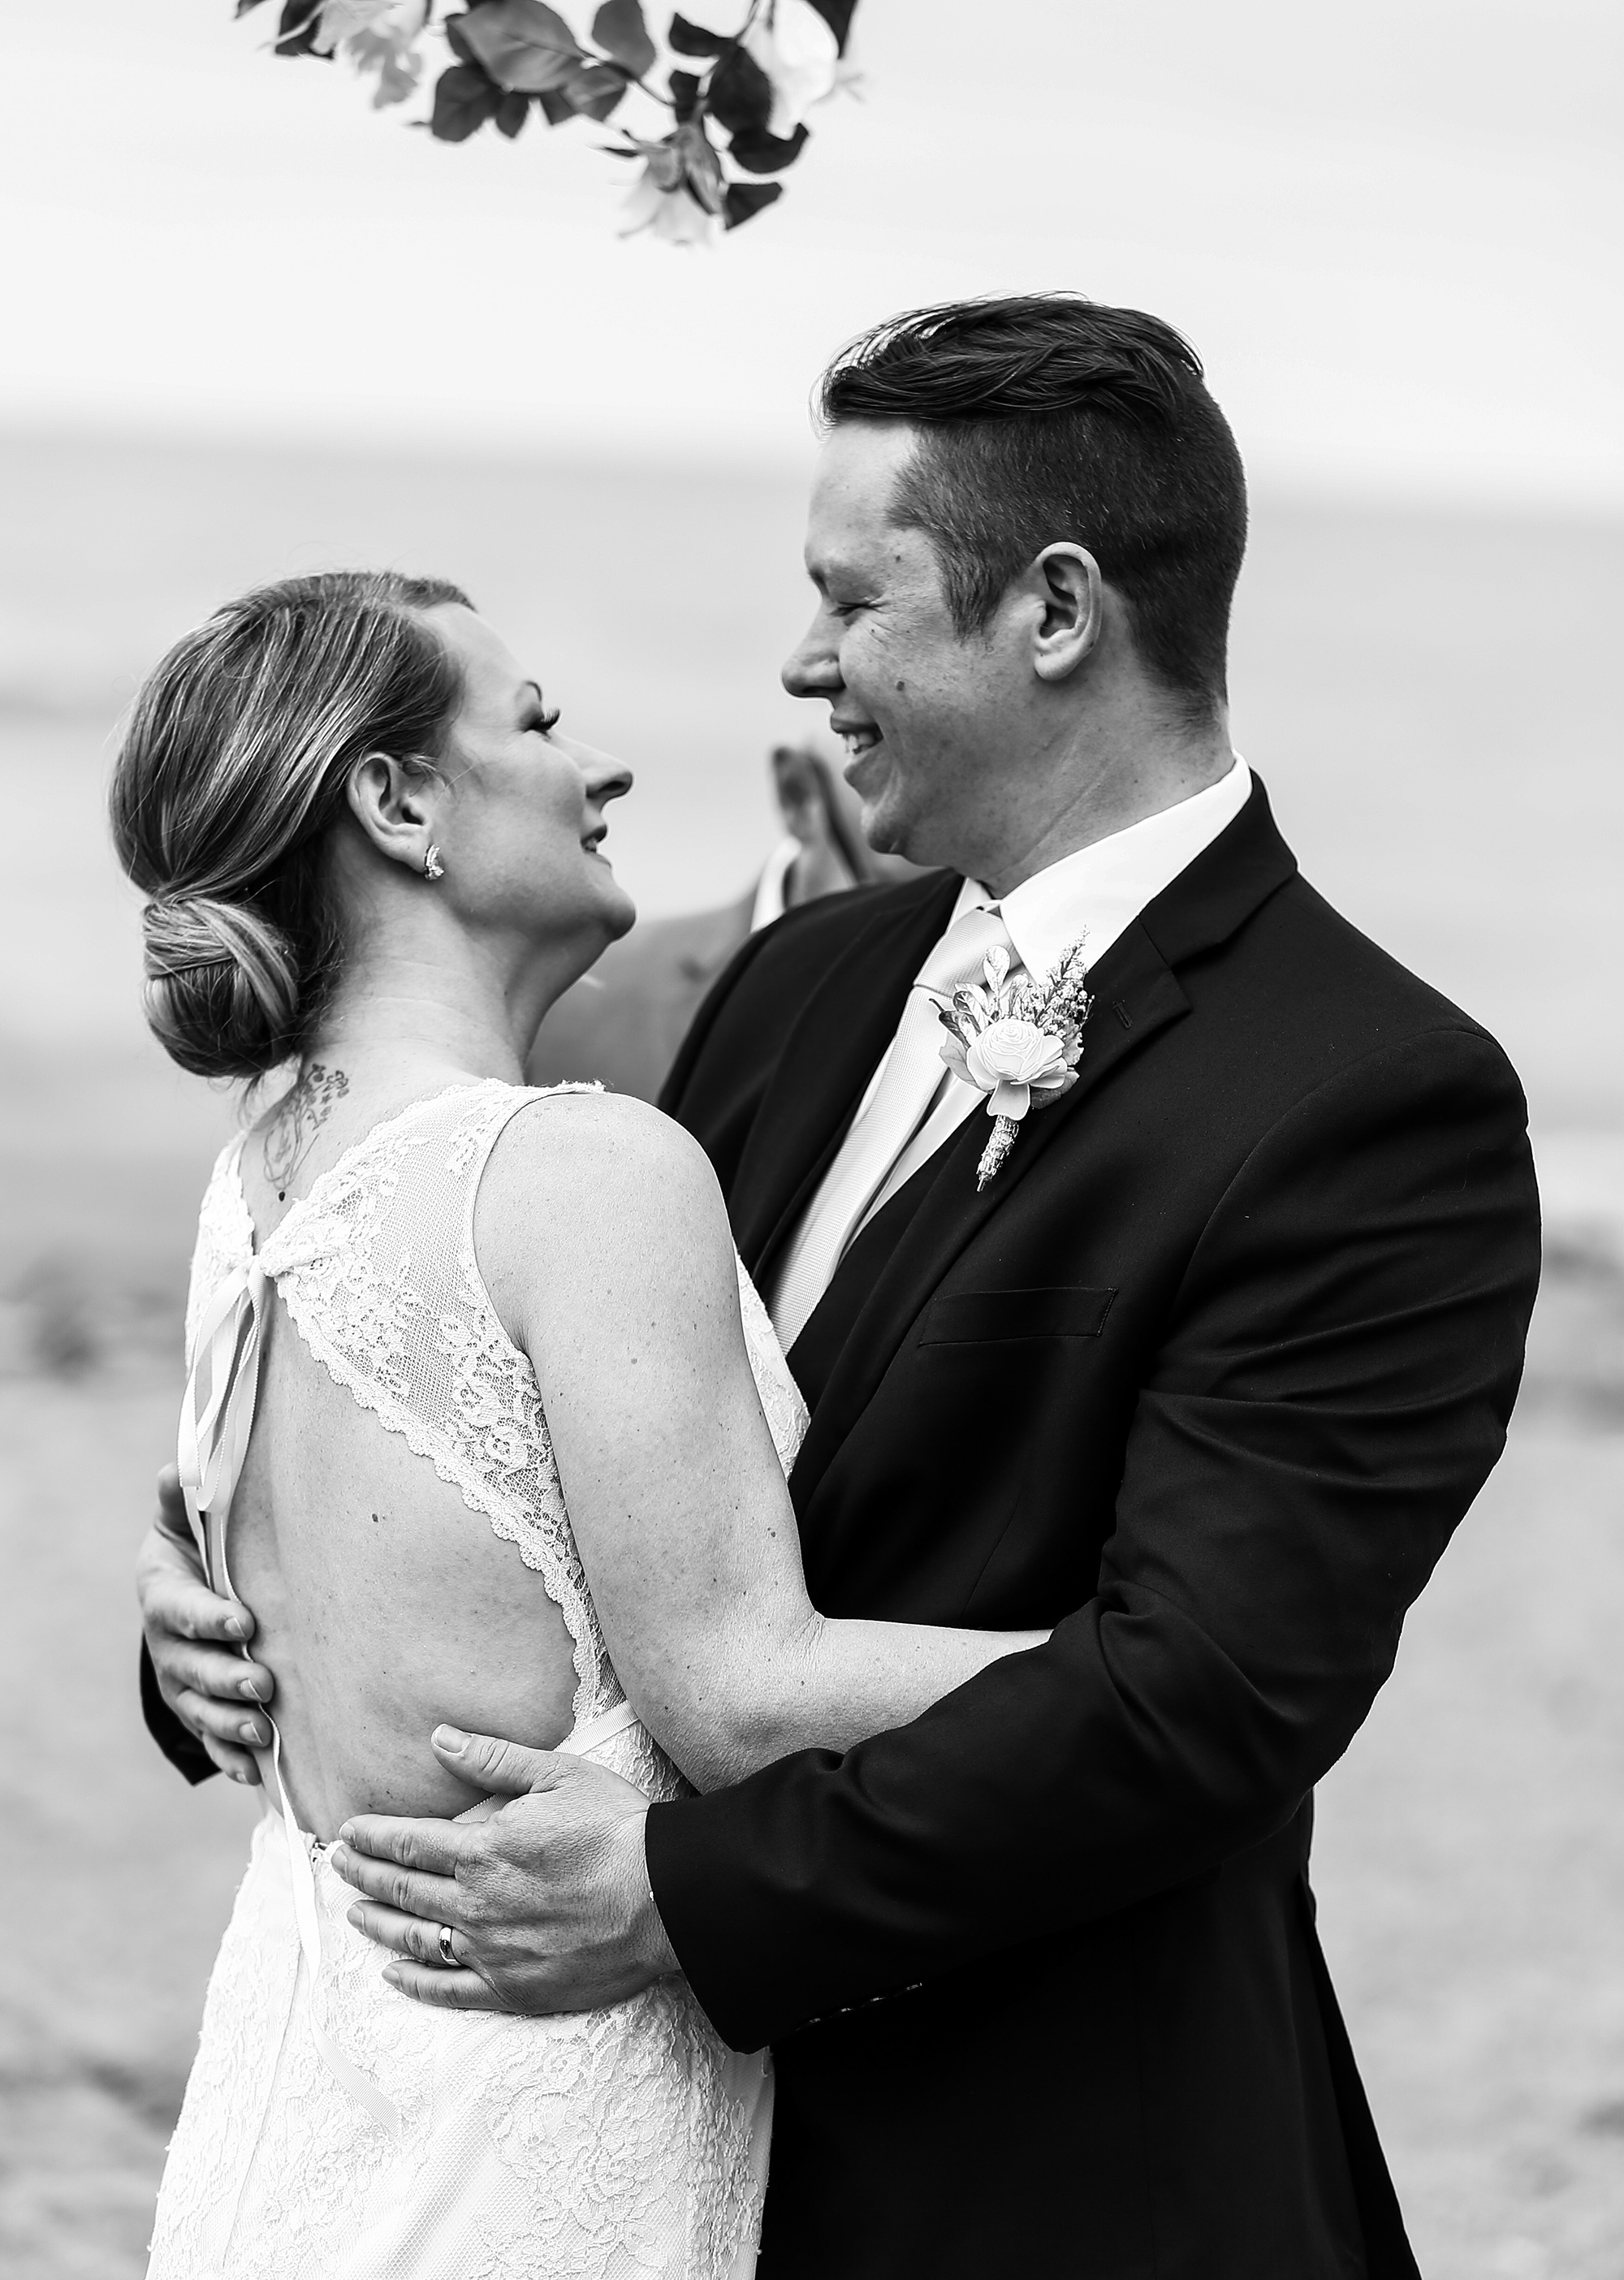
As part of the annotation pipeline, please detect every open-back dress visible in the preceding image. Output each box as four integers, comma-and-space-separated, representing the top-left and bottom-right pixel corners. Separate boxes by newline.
145, 1079, 808, 2280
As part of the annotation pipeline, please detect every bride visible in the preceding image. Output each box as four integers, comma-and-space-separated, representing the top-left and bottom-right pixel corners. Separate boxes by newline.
115, 570, 1043, 2280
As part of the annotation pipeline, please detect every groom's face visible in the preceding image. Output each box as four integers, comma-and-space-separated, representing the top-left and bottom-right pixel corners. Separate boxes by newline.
783, 421, 1027, 878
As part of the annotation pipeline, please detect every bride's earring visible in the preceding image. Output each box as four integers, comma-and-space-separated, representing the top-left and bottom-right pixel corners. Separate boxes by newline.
423, 844, 445, 881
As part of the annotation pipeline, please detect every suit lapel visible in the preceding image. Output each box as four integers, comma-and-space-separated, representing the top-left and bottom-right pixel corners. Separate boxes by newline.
786, 921, 1189, 1509
784, 777, 1302, 1510
732, 870, 963, 1274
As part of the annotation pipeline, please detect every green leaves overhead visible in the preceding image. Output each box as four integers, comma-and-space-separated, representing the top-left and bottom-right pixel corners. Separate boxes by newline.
568, 60, 631, 116
451, 2, 585, 93
723, 179, 783, 229
231, 0, 862, 240
430, 60, 505, 138
727, 119, 808, 176
269, 0, 326, 58
441, 2, 637, 123
706, 45, 807, 173
704, 42, 771, 139
591, 0, 656, 78
667, 11, 726, 57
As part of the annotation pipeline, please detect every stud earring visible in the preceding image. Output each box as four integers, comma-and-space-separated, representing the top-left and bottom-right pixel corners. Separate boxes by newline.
423, 844, 445, 881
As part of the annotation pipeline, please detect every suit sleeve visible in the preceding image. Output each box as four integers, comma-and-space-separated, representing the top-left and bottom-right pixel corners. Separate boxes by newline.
643, 1027, 1541, 2051
141, 1639, 219, 1785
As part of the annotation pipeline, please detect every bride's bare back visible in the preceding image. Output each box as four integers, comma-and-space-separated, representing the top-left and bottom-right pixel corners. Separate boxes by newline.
219, 1081, 625, 1838
211, 1064, 832, 1841
228, 1310, 581, 1835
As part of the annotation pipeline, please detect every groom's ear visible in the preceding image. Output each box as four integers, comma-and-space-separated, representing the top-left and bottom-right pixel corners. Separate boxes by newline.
1028, 543, 1104, 684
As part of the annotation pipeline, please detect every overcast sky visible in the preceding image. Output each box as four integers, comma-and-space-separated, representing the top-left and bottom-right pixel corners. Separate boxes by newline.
2, 0, 1618, 507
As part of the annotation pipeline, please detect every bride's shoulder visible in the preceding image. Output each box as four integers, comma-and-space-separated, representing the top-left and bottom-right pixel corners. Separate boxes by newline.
485, 1086, 727, 1246
477, 1088, 736, 1347
501, 1082, 710, 1167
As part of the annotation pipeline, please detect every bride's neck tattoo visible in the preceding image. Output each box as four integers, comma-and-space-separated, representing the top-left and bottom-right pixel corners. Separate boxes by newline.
264, 1061, 349, 1202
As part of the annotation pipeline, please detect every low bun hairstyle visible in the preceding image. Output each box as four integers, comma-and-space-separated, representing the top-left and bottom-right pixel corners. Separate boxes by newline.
110, 570, 472, 1082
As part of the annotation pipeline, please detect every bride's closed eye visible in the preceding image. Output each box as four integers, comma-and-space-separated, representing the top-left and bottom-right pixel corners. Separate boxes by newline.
516, 676, 561, 737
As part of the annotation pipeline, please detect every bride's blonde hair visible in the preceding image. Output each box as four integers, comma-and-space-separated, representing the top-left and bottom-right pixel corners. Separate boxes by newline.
110, 570, 470, 1082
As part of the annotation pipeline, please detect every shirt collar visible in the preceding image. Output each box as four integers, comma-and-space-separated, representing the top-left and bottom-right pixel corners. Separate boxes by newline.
948, 754, 1252, 980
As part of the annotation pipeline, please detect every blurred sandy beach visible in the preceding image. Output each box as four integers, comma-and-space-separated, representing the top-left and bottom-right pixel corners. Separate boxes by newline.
1, 431, 1621, 2277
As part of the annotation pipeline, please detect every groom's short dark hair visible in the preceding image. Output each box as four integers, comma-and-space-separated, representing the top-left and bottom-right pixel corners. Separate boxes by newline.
818, 295, 1247, 718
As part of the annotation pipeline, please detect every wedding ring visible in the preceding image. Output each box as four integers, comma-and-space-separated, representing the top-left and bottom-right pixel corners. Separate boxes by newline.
437, 1924, 459, 1969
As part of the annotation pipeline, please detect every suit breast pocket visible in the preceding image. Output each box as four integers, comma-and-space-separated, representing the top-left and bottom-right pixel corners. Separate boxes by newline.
918, 1285, 1117, 1345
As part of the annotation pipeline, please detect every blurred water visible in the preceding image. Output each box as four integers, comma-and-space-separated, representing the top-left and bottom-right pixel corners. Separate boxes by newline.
1, 428, 1620, 1307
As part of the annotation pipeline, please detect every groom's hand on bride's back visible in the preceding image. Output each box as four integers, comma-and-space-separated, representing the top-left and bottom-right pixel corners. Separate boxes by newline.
332, 1725, 678, 2015
137, 1465, 274, 1784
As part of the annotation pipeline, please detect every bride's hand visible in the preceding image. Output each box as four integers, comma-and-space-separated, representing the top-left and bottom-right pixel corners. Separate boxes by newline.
137, 1466, 274, 1783
332, 1725, 678, 2014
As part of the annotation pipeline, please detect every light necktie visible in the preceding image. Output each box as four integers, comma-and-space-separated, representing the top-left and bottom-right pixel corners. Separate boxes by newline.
769, 902, 1013, 1352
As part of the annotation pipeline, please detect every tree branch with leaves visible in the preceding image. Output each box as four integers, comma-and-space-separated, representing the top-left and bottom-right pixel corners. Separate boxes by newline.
235, 0, 860, 241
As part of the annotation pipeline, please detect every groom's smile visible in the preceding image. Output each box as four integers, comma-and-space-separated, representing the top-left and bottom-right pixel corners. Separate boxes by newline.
781, 416, 1118, 895
781, 420, 1013, 877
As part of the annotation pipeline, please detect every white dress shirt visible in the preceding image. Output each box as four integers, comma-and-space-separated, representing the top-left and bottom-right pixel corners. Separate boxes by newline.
807, 754, 1254, 1271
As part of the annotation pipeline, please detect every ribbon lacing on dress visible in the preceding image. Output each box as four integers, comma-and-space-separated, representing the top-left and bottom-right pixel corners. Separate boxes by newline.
177, 1255, 406, 2142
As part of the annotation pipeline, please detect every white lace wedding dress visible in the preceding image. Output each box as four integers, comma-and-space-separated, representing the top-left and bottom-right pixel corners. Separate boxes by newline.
146, 1080, 808, 2280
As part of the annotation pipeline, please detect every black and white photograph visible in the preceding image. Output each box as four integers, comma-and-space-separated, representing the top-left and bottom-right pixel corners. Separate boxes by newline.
0, 3, 1620, 2275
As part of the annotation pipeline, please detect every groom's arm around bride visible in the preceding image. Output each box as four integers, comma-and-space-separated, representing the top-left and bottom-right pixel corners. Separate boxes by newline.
304, 300, 1544, 2277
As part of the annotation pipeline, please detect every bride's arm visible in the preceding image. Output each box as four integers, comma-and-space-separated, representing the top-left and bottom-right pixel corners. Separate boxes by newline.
478, 1092, 1047, 1793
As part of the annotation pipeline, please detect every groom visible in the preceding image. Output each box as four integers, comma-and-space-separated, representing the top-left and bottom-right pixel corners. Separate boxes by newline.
143, 296, 1540, 2276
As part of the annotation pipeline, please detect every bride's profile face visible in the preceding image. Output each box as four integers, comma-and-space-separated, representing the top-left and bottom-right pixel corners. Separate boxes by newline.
423, 604, 636, 958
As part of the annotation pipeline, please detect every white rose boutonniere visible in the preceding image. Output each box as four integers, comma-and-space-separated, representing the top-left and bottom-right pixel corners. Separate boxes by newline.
926, 941, 1093, 1189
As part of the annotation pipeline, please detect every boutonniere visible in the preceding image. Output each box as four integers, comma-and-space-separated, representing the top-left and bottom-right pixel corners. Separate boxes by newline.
926, 940, 1093, 1189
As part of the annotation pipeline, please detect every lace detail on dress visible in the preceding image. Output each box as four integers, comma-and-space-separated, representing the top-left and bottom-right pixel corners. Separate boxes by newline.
148, 1817, 771, 2280
240, 1079, 807, 1727
255, 1082, 614, 1721
151, 1076, 800, 2279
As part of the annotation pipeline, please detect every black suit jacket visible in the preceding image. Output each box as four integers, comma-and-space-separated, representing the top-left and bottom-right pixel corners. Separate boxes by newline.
643, 779, 1540, 2278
